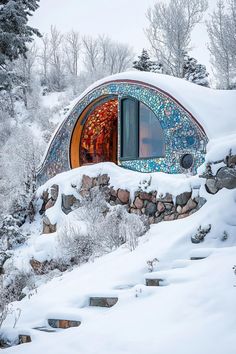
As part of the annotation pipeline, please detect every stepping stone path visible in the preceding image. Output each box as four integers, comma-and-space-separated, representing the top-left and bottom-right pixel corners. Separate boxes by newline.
18, 335, 31, 344
8, 249, 212, 348
145, 278, 164, 286
48, 319, 81, 329
89, 297, 118, 308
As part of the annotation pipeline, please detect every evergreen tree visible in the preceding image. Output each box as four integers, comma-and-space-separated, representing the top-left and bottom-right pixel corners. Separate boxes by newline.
0, 0, 41, 66
0, 0, 41, 95
0, 0, 41, 116
133, 49, 152, 71
133, 49, 163, 73
183, 54, 209, 87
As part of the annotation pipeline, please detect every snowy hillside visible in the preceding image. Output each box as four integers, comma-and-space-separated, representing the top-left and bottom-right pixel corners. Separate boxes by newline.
1, 1, 236, 352
1, 160, 236, 354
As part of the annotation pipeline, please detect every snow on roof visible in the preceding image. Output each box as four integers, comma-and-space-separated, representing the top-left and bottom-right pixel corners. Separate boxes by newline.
71, 71, 236, 140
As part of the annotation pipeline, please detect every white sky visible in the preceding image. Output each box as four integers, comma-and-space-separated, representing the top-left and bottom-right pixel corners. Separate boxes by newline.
30, 0, 218, 70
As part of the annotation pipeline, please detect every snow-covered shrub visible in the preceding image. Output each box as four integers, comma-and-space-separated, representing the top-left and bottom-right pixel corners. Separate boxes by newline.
57, 188, 148, 267
221, 231, 229, 242
147, 258, 159, 272
1, 267, 36, 303
57, 222, 94, 266
95, 204, 147, 252
0, 277, 12, 329
0, 215, 26, 252
0, 268, 33, 329
119, 209, 146, 251
191, 224, 211, 244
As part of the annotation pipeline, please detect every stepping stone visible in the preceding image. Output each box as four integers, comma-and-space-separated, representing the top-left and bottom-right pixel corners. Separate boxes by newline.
48, 319, 81, 329
18, 335, 31, 344
33, 326, 57, 333
114, 284, 134, 290
190, 256, 207, 260
89, 297, 118, 308
145, 279, 164, 286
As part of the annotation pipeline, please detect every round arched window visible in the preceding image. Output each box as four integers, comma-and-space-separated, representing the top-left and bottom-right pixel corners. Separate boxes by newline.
180, 154, 194, 169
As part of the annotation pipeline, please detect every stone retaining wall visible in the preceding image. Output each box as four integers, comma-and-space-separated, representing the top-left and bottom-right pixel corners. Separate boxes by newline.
40, 174, 206, 234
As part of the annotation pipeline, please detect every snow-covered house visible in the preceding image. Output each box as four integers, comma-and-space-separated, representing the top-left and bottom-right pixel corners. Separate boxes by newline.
37, 72, 235, 185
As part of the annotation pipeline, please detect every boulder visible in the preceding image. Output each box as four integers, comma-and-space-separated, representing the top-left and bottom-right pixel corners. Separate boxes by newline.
164, 213, 175, 221
110, 188, 117, 197
164, 202, 173, 211
117, 189, 130, 204
42, 190, 49, 202
156, 193, 173, 203
139, 192, 152, 201
134, 197, 144, 209
225, 153, 236, 167
181, 198, 197, 214
45, 198, 55, 210
145, 202, 157, 216
215, 167, 236, 190
50, 184, 59, 201
30, 258, 46, 275
176, 205, 182, 214
157, 202, 165, 213
194, 196, 206, 209
205, 178, 219, 194
61, 194, 79, 214
176, 192, 192, 206
42, 216, 56, 234
97, 174, 110, 186
81, 175, 93, 190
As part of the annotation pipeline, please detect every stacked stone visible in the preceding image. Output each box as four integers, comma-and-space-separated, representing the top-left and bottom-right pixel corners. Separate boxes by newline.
39, 174, 206, 234
129, 191, 204, 224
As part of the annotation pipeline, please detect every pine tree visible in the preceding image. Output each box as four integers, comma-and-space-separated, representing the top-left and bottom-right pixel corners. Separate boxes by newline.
0, 0, 41, 116
133, 49, 163, 73
133, 49, 152, 71
183, 54, 209, 87
0, 0, 41, 66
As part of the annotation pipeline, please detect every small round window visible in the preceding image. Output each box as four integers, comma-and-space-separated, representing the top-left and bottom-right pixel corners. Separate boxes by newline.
180, 154, 194, 169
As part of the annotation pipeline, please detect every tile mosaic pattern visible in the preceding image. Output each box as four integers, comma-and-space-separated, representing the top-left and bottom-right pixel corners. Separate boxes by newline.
37, 81, 208, 185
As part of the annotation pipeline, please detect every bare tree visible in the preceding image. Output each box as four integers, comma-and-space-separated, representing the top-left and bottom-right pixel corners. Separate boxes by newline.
82, 35, 134, 78
48, 26, 65, 91
115, 43, 134, 73
98, 35, 112, 67
207, 0, 236, 88
14, 43, 38, 108
39, 33, 51, 88
82, 35, 100, 72
146, 0, 208, 77
65, 30, 81, 77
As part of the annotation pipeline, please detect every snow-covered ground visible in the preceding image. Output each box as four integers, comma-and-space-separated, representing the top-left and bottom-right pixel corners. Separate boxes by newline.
2, 165, 236, 353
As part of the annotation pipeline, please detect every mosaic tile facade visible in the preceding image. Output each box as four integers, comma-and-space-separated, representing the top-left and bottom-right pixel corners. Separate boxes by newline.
37, 80, 208, 185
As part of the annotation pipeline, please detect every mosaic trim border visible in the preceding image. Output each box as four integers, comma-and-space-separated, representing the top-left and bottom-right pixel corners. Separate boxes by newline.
37, 80, 208, 185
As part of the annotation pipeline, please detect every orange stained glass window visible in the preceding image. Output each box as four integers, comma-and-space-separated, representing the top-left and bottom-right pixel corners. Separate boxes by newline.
80, 98, 118, 165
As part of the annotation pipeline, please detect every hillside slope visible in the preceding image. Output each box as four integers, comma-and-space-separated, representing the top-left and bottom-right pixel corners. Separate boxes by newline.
2, 180, 236, 354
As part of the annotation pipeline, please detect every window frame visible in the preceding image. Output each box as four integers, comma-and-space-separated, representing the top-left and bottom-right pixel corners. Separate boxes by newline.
119, 97, 165, 161
120, 97, 139, 160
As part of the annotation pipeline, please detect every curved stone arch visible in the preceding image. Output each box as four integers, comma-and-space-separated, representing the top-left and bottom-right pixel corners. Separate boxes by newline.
37, 79, 208, 185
